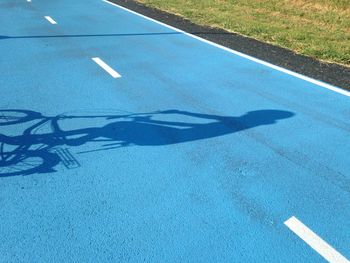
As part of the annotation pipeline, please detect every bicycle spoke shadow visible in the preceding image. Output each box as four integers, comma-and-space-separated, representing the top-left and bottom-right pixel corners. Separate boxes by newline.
0, 109, 294, 177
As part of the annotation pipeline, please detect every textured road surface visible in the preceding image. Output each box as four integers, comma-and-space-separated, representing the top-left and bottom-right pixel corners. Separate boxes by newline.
0, 0, 349, 262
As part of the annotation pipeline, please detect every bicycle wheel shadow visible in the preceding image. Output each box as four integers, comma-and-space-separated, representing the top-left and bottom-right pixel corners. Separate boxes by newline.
0, 109, 294, 177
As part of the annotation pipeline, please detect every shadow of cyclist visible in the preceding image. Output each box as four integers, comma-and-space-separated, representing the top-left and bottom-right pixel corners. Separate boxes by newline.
58, 109, 294, 147
0, 109, 294, 177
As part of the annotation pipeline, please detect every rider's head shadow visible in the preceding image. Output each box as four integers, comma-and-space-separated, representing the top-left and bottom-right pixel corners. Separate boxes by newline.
0, 108, 295, 177
239, 109, 294, 126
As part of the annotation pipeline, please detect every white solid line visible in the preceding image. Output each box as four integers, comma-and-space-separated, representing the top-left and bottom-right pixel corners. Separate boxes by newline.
92, 57, 121, 78
102, 0, 350, 98
284, 216, 349, 263
45, 16, 57, 24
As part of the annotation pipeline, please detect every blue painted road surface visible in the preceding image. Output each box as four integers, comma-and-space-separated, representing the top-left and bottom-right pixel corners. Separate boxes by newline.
1, 0, 350, 262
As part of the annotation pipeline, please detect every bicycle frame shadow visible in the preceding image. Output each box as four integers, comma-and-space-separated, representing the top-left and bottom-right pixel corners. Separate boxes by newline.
0, 109, 294, 177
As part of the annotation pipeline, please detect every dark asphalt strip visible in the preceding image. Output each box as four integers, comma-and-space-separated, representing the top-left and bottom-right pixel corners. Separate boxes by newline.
108, 0, 350, 91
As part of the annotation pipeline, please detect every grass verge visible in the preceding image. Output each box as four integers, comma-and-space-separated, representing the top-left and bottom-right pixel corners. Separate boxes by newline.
137, 0, 350, 67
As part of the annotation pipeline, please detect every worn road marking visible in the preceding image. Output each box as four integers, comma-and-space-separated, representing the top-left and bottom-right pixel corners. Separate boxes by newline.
45, 16, 57, 24
92, 57, 121, 78
284, 216, 349, 263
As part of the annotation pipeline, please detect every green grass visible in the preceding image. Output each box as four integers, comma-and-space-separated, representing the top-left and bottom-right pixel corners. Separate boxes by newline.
137, 0, 350, 66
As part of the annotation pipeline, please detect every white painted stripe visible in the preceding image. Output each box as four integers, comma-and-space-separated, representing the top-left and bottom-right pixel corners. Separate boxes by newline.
102, 0, 350, 98
45, 16, 57, 24
92, 57, 121, 78
284, 216, 349, 263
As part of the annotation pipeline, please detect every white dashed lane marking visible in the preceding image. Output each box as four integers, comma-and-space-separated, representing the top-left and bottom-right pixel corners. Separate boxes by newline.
92, 57, 122, 78
285, 216, 349, 263
45, 16, 57, 24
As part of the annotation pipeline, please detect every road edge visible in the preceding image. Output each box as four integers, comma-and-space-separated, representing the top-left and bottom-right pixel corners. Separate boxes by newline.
108, 0, 350, 92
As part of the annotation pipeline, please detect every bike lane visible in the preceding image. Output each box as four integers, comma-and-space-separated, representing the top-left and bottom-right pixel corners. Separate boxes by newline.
0, 0, 349, 262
